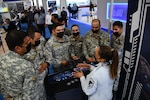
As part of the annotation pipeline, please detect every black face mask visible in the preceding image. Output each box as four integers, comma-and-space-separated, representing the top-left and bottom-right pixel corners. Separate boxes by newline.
113, 32, 120, 36
25, 42, 32, 54
92, 29, 99, 33
33, 40, 40, 47
73, 32, 80, 36
57, 32, 64, 38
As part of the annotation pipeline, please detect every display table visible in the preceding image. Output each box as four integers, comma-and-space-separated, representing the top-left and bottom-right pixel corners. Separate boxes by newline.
45, 69, 88, 100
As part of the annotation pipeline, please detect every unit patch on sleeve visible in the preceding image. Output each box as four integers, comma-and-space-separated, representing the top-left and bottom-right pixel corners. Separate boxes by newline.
88, 78, 94, 89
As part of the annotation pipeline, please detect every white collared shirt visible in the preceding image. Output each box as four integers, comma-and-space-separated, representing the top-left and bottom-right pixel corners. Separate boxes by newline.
45, 13, 52, 25
80, 62, 114, 100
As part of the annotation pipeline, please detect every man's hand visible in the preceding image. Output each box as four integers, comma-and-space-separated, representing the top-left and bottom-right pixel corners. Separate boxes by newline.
38, 62, 49, 73
76, 63, 91, 68
5, 98, 13, 100
87, 57, 95, 63
72, 56, 79, 60
73, 70, 84, 78
2, 22, 7, 26
61, 60, 68, 66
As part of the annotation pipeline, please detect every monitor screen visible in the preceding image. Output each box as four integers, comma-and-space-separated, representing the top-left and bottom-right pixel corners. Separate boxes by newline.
106, 3, 128, 22
48, 1, 56, 7
0, 3, 8, 13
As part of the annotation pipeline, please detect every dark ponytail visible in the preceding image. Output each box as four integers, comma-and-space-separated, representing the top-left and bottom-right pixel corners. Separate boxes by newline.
98, 46, 119, 79
110, 49, 118, 79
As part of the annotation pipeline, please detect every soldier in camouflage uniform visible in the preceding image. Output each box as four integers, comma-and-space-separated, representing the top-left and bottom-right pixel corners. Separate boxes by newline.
83, 19, 110, 63
45, 23, 71, 73
111, 21, 125, 57
0, 30, 39, 100
23, 26, 51, 100
111, 21, 125, 99
69, 24, 85, 64
59, 18, 72, 36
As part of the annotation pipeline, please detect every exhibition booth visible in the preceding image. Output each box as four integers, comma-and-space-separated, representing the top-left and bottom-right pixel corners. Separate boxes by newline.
0, 0, 128, 32
1, 0, 150, 100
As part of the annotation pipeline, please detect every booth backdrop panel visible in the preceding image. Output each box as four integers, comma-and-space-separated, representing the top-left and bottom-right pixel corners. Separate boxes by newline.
117, 0, 150, 100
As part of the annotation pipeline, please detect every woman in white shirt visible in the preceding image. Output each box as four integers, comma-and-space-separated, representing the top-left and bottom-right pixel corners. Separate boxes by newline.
73, 46, 118, 100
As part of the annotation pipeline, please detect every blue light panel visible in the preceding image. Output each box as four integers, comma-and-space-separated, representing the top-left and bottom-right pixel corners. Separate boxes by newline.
106, 3, 128, 22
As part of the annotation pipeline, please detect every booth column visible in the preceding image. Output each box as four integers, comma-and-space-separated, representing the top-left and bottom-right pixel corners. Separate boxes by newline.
97, 0, 128, 32
60, 0, 67, 11
36, 0, 39, 7
97, 0, 109, 30
108, 0, 114, 35
33, 0, 37, 7
42, 0, 48, 12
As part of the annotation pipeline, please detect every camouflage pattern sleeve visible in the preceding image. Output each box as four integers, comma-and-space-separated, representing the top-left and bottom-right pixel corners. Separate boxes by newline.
101, 30, 110, 46
64, 28, 72, 36
0, 51, 38, 100
111, 34, 125, 50
83, 33, 90, 59
111, 33, 125, 59
45, 37, 61, 68
69, 44, 75, 57
23, 37, 48, 100
69, 36, 75, 57
82, 31, 98, 59
45, 39, 54, 66
45, 35, 71, 69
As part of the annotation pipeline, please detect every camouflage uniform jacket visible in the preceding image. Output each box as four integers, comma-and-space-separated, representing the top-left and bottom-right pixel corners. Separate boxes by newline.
64, 28, 72, 36
111, 33, 125, 60
45, 35, 70, 71
23, 38, 48, 100
69, 35, 84, 60
23, 37, 49, 67
111, 33, 125, 91
83, 30, 110, 59
0, 51, 39, 100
